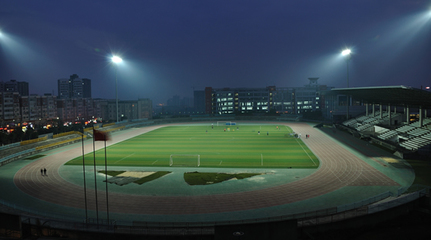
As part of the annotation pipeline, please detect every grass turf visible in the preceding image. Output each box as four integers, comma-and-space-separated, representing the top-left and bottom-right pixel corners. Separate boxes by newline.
66, 124, 319, 168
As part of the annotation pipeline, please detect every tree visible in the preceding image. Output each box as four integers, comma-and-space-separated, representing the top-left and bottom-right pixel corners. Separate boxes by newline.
8, 128, 24, 143
0, 131, 8, 145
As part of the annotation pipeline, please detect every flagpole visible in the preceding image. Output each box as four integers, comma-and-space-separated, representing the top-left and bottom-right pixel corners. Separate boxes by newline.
92, 126, 99, 227
104, 135, 110, 225
81, 127, 88, 223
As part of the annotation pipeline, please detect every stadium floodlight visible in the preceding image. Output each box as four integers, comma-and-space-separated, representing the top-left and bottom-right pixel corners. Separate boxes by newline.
341, 49, 351, 56
341, 49, 352, 87
111, 56, 122, 63
341, 48, 352, 120
111, 55, 123, 122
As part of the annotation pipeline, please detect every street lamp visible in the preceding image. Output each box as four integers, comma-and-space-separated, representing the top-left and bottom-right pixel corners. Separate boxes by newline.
341, 49, 352, 120
111, 56, 122, 122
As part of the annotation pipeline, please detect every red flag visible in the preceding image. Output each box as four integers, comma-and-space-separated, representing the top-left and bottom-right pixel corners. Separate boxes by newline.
93, 129, 110, 141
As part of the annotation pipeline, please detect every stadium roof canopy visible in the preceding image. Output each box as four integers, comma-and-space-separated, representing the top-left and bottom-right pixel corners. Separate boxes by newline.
329, 86, 431, 109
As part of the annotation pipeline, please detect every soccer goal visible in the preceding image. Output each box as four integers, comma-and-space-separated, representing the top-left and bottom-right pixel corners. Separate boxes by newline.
169, 154, 200, 167
217, 121, 236, 126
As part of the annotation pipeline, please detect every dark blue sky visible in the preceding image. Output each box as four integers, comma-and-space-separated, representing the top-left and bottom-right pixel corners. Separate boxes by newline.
1, 0, 430, 105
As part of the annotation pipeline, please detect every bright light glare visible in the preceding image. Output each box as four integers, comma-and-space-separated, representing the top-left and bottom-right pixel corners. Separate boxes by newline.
341, 49, 351, 56
111, 56, 123, 63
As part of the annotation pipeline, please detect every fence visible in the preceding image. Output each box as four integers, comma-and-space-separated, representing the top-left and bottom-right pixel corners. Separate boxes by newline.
337, 191, 392, 212
0, 186, 427, 237
35, 136, 84, 151
20, 135, 48, 146
368, 188, 428, 214
0, 142, 20, 151
298, 186, 430, 227
53, 131, 81, 138
0, 148, 36, 166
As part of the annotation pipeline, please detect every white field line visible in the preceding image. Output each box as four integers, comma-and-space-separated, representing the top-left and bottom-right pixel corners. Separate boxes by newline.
295, 138, 317, 166
219, 161, 223, 165
152, 160, 159, 165
114, 153, 135, 164
328, 164, 343, 183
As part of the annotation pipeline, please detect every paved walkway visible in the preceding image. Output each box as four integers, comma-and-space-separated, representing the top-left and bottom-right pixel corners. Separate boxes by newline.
3, 122, 414, 224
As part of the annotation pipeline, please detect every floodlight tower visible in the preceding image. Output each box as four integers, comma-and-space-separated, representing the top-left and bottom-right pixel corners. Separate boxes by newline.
111, 56, 123, 122
341, 49, 352, 119
341, 49, 351, 88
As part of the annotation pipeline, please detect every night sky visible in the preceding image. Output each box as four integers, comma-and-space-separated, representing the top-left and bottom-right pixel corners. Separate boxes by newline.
1, 0, 430, 105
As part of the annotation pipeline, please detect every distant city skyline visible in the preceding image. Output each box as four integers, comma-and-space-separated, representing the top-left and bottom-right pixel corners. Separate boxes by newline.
1, 1, 430, 105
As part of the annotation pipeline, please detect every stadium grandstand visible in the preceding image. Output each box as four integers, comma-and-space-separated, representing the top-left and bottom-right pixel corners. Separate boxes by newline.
332, 86, 431, 159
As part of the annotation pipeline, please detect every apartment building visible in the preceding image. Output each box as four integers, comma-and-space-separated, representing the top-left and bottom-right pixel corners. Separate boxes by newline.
202, 78, 331, 115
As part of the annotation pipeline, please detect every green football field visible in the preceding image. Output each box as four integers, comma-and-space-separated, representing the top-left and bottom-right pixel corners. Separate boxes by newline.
66, 124, 319, 168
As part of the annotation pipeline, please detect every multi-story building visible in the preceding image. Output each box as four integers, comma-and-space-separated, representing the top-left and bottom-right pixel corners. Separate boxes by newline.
0, 92, 21, 126
204, 86, 274, 115
28, 95, 42, 122
57, 74, 91, 99
271, 87, 295, 114
55, 98, 103, 122
18, 94, 58, 124
1, 76, 149, 127
101, 98, 152, 122
0, 79, 29, 96
41, 94, 57, 121
201, 78, 332, 116
158, 95, 194, 116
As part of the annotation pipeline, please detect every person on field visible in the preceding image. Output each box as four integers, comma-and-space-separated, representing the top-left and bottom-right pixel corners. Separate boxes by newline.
43, 168, 47, 176
41, 168, 43, 176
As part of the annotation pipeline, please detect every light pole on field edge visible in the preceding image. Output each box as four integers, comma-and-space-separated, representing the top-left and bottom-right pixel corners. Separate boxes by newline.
341, 49, 351, 120
111, 56, 122, 122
